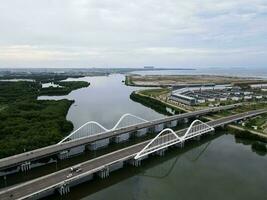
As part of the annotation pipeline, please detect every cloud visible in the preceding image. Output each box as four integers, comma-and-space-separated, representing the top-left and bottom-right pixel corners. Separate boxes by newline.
0, 0, 266, 67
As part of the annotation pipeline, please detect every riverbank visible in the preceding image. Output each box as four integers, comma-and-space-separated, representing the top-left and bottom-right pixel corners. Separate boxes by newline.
130, 91, 185, 115
226, 126, 267, 155
0, 80, 90, 158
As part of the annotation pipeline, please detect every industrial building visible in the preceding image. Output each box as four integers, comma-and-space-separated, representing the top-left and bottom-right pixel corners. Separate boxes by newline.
169, 84, 266, 106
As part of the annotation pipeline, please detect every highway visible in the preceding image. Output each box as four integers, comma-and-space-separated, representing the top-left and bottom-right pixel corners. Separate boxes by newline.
0, 104, 240, 170
0, 109, 265, 200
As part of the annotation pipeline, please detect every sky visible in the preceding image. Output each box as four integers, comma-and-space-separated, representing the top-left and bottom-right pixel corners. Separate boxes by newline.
0, 0, 267, 68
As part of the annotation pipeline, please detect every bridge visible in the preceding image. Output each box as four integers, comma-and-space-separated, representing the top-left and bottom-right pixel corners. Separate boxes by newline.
0, 109, 266, 200
0, 104, 240, 172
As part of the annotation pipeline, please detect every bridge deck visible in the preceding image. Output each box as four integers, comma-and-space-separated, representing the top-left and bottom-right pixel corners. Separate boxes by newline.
0, 104, 240, 170
0, 109, 266, 200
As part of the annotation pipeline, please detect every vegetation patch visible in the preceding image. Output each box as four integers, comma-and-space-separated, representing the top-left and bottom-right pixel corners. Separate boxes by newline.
138, 88, 170, 97
130, 91, 184, 116
0, 80, 90, 158
40, 81, 90, 96
125, 75, 134, 86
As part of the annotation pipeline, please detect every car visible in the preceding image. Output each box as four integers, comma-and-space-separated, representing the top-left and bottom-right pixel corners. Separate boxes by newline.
76, 168, 82, 173
67, 173, 73, 178
70, 164, 82, 173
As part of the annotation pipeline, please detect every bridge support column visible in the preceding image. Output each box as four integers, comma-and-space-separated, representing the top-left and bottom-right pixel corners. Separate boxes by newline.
68, 145, 85, 157
155, 148, 167, 157
175, 141, 184, 148
128, 156, 147, 167
154, 124, 164, 133
114, 133, 130, 143
167, 120, 178, 128
58, 182, 70, 195
184, 118, 189, 123
208, 129, 215, 135
109, 161, 124, 172
129, 159, 141, 167
88, 138, 110, 150
194, 135, 201, 141
58, 150, 69, 160
97, 167, 110, 179
136, 128, 148, 137
21, 161, 31, 172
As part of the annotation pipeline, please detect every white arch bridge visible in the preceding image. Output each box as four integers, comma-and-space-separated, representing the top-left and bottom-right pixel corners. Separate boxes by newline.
59, 113, 149, 144
135, 120, 214, 159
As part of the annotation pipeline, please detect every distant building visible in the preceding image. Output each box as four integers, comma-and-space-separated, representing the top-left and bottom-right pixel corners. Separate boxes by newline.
231, 97, 240, 101
256, 95, 263, 99
143, 66, 154, 69
244, 96, 252, 100
250, 84, 267, 89
170, 92, 197, 106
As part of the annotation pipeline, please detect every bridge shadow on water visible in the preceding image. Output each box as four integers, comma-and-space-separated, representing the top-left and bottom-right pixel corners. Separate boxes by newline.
43, 132, 223, 200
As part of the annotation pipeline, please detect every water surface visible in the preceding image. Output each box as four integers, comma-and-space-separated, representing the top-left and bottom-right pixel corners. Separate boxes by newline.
46, 134, 267, 200
39, 74, 165, 130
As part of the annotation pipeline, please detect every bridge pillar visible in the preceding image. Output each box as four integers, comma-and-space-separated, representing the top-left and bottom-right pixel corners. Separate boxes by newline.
68, 145, 85, 156
154, 124, 164, 132
194, 135, 201, 141
167, 120, 178, 128
109, 161, 124, 172
129, 159, 141, 167
58, 150, 69, 160
128, 156, 147, 167
58, 182, 70, 195
175, 141, 184, 148
208, 129, 215, 135
21, 161, 31, 172
88, 138, 110, 150
155, 148, 167, 157
97, 167, 110, 179
136, 128, 148, 137
114, 133, 130, 143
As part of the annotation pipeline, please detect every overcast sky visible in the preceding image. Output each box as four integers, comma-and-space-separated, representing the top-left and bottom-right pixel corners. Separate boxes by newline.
0, 0, 266, 68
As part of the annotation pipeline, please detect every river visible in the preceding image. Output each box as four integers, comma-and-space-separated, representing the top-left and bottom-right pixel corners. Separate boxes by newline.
39, 74, 165, 130
37, 73, 267, 200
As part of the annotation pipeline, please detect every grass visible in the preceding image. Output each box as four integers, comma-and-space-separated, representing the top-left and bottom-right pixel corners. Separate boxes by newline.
138, 88, 170, 97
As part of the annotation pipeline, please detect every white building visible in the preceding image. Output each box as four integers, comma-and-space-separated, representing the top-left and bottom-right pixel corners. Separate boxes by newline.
232, 97, 240, 101
244, 96, 252, 100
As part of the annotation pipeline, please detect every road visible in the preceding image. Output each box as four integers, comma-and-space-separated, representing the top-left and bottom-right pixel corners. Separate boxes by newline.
0, 109, 265, 200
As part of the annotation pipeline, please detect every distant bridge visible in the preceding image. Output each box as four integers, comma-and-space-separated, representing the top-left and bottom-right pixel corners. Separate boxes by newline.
0, 109, 266, 200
